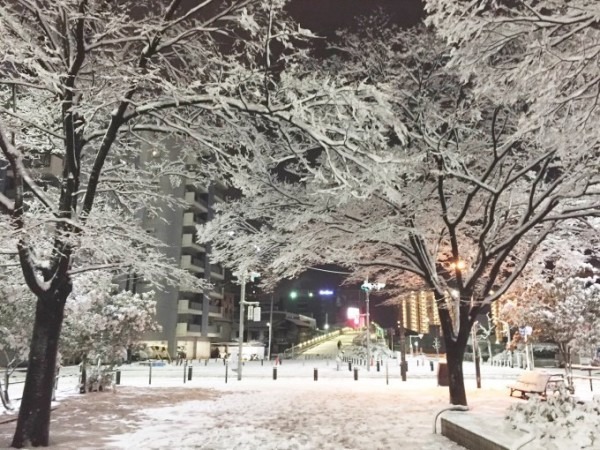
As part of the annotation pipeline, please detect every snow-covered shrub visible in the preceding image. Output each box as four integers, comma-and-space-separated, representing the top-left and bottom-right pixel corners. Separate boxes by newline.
84, 368, 114, 392
506, 389, 600, 449
61, 272, 160, 368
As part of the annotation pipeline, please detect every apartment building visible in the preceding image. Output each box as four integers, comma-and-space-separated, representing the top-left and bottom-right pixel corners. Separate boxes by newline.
1, 148, 233, 360
142, 176, 234, 360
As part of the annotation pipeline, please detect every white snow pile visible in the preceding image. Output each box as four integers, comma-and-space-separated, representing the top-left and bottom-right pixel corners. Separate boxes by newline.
339, 335, 393, 361
505, 388, 600, 449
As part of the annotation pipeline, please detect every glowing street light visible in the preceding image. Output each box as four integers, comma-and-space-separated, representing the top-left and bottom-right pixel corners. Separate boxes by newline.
408, 335, 420, 357
289, 291, 298, 299
451, 259, 466, 271
361, 280, 386, 372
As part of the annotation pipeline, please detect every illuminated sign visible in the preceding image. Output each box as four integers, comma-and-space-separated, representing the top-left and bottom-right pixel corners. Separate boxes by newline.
347, 307, 360, 325
319, 289, 334, 296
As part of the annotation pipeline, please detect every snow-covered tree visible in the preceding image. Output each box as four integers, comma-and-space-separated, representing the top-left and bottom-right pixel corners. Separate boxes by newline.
60, 272, 159, 392
425, 0, 600, 173
199, 17, 600, 408
60, 272, 159, 369
502, 274, 600, 370
0, 0, 398, 445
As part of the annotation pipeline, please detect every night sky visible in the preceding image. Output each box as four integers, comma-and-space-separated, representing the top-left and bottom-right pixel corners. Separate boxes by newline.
288, 0, 424, 33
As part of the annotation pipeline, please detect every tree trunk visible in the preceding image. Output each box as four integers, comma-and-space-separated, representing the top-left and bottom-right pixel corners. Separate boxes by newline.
445, 338, 468, 405
12, 291, 67, 448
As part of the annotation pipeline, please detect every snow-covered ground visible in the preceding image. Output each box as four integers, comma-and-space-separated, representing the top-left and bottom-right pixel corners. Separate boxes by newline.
0, 358, 598, 449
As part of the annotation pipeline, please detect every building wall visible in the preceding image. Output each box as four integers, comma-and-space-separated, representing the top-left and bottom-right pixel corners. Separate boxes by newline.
143, 162, 232, 359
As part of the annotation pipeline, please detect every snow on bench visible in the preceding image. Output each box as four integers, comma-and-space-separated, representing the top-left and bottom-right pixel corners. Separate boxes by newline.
508, 371, 565, 399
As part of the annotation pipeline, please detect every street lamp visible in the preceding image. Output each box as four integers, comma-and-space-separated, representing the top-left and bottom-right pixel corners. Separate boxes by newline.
361, 279, 385, 372
408, 335, 420, 357
236, 269, 260, 381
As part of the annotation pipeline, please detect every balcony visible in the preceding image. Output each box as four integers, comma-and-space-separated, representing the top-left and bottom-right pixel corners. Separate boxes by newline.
22, 154, 62, 176
206, 325, 221, 338
175, 322, 222, 338
210, 264, 225, 280
208, 289, 224, 300
180, 255, 204, 274
209, 305, 223, 317
182, 212, 195, 228
178, 300, 203, 315
184, 191, 209, 213
181, 233, 205, 252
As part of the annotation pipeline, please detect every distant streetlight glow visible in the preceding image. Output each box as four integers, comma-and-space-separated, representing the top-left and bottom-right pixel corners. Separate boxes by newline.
290, 291, 298, 299
308, 292, 314, 297
451, 259, 466, 270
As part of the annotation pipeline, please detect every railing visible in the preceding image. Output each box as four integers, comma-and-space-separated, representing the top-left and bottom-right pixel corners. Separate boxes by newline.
0, 368, 78, 411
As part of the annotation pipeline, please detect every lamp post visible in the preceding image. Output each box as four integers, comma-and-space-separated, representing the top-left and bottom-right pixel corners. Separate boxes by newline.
268, 294, 273, 361
408, 335, 420, 357
361, 279, 385, 372
266, 322, 272, 361
237, 270, 260, 381
237, 271, 247, 381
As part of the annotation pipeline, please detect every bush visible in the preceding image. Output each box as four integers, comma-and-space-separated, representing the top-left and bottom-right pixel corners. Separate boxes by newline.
505, 388, 600, 449
83, 368, 114, 392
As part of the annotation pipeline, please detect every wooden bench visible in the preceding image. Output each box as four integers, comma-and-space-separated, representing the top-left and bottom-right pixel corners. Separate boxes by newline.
508, 371, 565, 399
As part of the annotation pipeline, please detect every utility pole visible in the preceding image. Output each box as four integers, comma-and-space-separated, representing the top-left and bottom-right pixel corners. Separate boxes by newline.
365, 288, 371, 371
268, 294, 274, 361
398, 303, 407, 382
237, 272, 247, 381
472, 323, 481, 388
237, 270, 261, 381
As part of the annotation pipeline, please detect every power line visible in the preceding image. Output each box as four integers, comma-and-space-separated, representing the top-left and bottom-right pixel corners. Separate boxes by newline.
307, 266, 352, 275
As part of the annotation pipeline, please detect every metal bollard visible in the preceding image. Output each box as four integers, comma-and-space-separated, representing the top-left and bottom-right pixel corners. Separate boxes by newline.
225, 362, 228, 384
273, 367, 278, 380
261, 359, 264, 366
205, 359, 208, 366
376, 361, 380, 372
149, 362, 152, 385
354, 367, 359, 381
188, 366, 193, 381
401, 361, 407, 382
348, 361, 352, 371
115, 369, 121, 385
385, 362, 389, 385
430, 361, 434, 371
183, 361, 187, 384
314, 368, 318, 381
